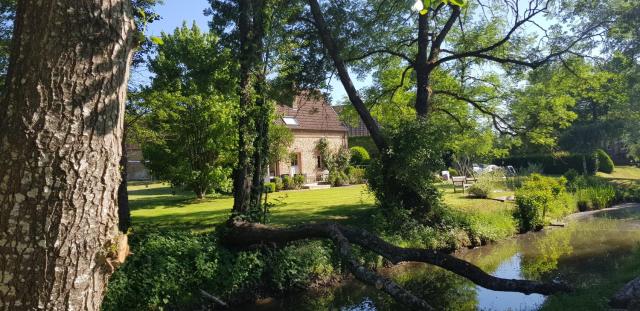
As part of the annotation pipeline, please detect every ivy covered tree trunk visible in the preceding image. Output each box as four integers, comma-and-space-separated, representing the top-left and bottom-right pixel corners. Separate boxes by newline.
232, 0, 269, 219
0, 0, 135, 309
232, 0, 256, 216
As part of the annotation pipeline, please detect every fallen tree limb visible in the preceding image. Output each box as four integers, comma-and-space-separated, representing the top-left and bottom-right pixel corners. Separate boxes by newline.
224, 221, 571, 310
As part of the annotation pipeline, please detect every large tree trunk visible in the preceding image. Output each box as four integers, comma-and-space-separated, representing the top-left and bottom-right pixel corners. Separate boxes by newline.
232, 0, 256, 216
0, 1, 135, 309
118, 128, 131, 232
249, 0, 269, 215
233, 0, 270, 220
307, 0, 388, 152
308, 0, 432, 216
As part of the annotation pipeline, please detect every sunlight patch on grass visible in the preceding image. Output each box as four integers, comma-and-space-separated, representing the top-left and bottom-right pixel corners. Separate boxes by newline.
130, 183, 376, 231
597, 166, 640, 181
129, 182, 517, 235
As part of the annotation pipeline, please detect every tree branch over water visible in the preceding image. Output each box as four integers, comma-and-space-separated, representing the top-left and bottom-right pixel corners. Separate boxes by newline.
224, 221, 571, 310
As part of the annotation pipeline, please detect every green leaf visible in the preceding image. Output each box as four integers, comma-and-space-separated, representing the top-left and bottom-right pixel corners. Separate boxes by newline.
150, 36, 164, 45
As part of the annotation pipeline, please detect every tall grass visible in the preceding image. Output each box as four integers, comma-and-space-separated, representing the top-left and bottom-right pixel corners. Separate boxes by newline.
564, 172, 617, 211
575, 184, 616, 211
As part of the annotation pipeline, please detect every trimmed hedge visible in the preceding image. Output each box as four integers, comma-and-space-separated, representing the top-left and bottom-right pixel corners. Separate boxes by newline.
348, 136, 378, 157
595, 149, 614, 174
494, 153, 598, 175
264, 182, 276, 193
350, 146, 371, 166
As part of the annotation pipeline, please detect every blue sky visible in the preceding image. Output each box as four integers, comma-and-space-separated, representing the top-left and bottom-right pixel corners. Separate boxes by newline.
137, 0, 368, 104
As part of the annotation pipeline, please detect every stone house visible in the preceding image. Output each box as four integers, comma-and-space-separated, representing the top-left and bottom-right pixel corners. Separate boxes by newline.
126, 144, 152, 181
127, 93, 348, 182
269, 93, 348, 183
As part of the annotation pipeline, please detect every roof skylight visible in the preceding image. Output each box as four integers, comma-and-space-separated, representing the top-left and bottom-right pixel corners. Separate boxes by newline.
282, 117, 298, 125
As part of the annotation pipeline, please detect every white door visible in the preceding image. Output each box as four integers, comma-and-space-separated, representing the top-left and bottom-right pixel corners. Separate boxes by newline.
290, 153, 300, 176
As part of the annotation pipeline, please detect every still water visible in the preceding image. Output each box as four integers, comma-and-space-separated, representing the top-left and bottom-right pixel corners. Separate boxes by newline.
241, 204, 640, 311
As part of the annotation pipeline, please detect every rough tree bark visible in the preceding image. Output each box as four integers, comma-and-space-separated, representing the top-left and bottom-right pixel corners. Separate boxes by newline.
0, 0, 136, 309
118, 128, 131, 232
225, 221, 571, 310
307, 0, 388, 152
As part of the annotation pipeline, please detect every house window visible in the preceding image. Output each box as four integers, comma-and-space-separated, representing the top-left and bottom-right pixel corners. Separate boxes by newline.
290, 153, 298, 166
317, 156, 322, 169
282, 116, 298, 125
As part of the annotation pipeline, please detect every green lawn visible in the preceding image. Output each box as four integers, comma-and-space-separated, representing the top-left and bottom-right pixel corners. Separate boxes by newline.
597, 165, 640, 185
130, 181, 516, 233
130, 183, 376, 231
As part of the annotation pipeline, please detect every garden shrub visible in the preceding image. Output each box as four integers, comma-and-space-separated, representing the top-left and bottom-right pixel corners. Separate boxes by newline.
468, 183, 492, 198
506, 163, 543, 190
267, 241, 337, 292
282, 175, 295, 190
329, 170, 349, 187
494, 153, 598, 175
273, 177, 284, 191
349, 146, 371, 166
366, 119, 446, 223
467, 170, 505, 198
103, 230, 339, 310
595, 149, 615, 173
514, 174, 572, 232
514, 190, 548, 232
563, 169, 579, 187
264, 182, 276, 193
293, 174, 305, 188
103, 230, 264, 310
348, 136, 378, 157
346, 166, 366, 184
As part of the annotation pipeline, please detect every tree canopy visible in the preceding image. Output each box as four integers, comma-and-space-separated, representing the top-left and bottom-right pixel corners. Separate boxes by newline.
142, 24, 237, 198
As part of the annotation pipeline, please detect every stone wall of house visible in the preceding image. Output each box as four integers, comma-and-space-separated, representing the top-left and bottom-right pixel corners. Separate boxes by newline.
273, 130, 348, 183
126, 144, 152, 181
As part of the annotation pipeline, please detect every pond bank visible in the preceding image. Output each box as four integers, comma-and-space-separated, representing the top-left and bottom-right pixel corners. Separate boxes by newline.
234, 202, 640, 310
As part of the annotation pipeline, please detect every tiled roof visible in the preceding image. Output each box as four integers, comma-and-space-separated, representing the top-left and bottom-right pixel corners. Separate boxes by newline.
276, 93, 347, 132
333, 105, 375, 137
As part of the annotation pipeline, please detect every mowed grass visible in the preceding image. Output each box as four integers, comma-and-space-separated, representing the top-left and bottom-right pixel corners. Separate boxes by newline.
130, 183, 376, 232
130, 181, 516, 234
597, 165, 640, 186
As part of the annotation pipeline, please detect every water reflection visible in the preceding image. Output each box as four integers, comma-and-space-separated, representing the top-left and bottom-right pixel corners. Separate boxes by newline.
238, 208, 640, 311
474, 255, 545, 310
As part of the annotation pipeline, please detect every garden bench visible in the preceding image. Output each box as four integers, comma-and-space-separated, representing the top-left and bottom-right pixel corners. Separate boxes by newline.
452, 176, 477, 193
463, 177, 477, 193
451, 176, 466, 193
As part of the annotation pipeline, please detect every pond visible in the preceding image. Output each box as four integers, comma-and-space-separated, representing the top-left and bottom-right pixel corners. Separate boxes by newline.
238, 204, 640, 311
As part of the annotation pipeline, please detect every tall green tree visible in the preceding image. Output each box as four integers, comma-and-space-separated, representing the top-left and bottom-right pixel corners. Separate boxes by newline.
142, 23, 236, 199
209, 0, 328, 219
301, 0, 604, 218
509, 56, 635, 155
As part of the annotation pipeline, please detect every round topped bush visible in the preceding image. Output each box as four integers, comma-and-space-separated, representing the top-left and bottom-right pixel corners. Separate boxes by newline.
595, 149, 614, 174
350, 146, 370, 166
